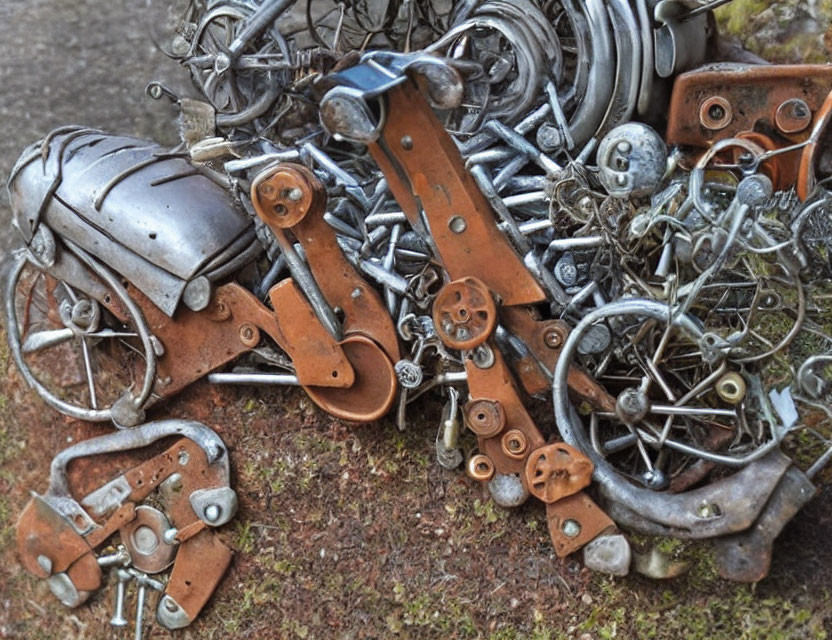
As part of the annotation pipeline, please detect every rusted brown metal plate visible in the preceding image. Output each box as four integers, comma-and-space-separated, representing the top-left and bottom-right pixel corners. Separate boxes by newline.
304, 333, 397, 423
369, 80, 546, 307
667, 65, 832, 149
464, 344, 546, 476
164, 529, 233, 624
546, 491, 616, 558
501, 307, 616, 411
16, 496, 92, 578
129, 280, 355, 396
252, 163, 400, 363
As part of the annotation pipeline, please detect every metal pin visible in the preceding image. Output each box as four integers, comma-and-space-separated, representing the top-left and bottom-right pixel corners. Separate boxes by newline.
134, 582, 146, 640
110, 569, 131, 628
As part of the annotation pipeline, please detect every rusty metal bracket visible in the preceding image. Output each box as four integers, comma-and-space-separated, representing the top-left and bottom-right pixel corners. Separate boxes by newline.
15, 420, 236, 627
252, 163, 400, 363
464, 344, 546, 477
368, 78, 547, 307
546, 491, 616, 557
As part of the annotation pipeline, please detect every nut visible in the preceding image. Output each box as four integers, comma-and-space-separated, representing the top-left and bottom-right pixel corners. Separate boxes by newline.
464, 399, 505, 438
501, 429, 529, 460
467, 454, 495, 482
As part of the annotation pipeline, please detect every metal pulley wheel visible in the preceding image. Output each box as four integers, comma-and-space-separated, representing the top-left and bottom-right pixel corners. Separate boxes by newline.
432, 276, 497, 351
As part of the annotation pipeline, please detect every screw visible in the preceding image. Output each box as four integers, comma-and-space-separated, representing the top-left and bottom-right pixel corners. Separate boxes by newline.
543, 327, 564, 349
127, 570, 164, 640
448, 215, 467, 234
286, 187, 303, 202
400, 135, 414, 150
561, 519, 581, 539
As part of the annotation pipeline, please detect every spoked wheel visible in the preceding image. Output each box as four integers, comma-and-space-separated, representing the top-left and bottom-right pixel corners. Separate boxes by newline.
186, 3, 286, 119
553, 299, 782, 534
429, 0, 556, 133
5, 248, 156, 426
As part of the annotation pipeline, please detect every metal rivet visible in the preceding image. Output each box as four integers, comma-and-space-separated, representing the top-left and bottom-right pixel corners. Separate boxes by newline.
205, 504, 221, 522
400, 135, 414, 150
448, 215, 467, 234
562, 519, 581, 538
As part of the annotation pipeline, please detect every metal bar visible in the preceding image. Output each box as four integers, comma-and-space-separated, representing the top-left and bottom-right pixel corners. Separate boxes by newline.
208, 373, 300, 385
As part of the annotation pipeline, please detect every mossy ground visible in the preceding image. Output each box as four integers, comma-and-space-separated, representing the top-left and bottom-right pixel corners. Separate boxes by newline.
1, 322, 832, 640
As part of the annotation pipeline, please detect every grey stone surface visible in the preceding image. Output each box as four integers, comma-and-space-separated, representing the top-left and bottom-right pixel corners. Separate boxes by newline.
583, 533, 632, 577
0, 0, 194, 265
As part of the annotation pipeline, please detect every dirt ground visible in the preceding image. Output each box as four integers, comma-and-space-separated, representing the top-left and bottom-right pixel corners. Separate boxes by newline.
1, 1, 832, 639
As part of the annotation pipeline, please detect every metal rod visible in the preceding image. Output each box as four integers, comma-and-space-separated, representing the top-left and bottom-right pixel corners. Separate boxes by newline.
208, 372, 300, 385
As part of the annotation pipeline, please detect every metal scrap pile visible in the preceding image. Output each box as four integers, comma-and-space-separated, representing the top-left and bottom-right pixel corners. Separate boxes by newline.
6, 0, 832, 635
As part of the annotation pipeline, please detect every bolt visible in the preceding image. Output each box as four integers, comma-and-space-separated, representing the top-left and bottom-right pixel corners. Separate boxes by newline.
258, 183, 276, 199
562, 519, 581, 539
110, 570, 131, 628
205, 504, 221, 522
97, 546, 131, 568
286, 187, 303, 202
135, 582, 147, 640
543, 327, 564, 349
400, 135, 414, 150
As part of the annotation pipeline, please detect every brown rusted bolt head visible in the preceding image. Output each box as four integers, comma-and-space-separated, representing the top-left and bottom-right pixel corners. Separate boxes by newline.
543, 327, 565, 349
775, 98, 812, 134
238, 323, 258, 348
699, 96, 732, 131
464, 399, 505, 438
467, 454, 495, 482
501, 429, 529, 460
257, 183, 276, 200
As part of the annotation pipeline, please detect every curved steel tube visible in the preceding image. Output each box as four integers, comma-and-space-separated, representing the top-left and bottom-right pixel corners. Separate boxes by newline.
566, 0, 614, 148
6, 245, 156, 424
595, 0, 641, 139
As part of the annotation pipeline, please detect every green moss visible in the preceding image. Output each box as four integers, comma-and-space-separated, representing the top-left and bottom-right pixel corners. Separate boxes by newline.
235, 520, 256, 553
716, 0, 771, 36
